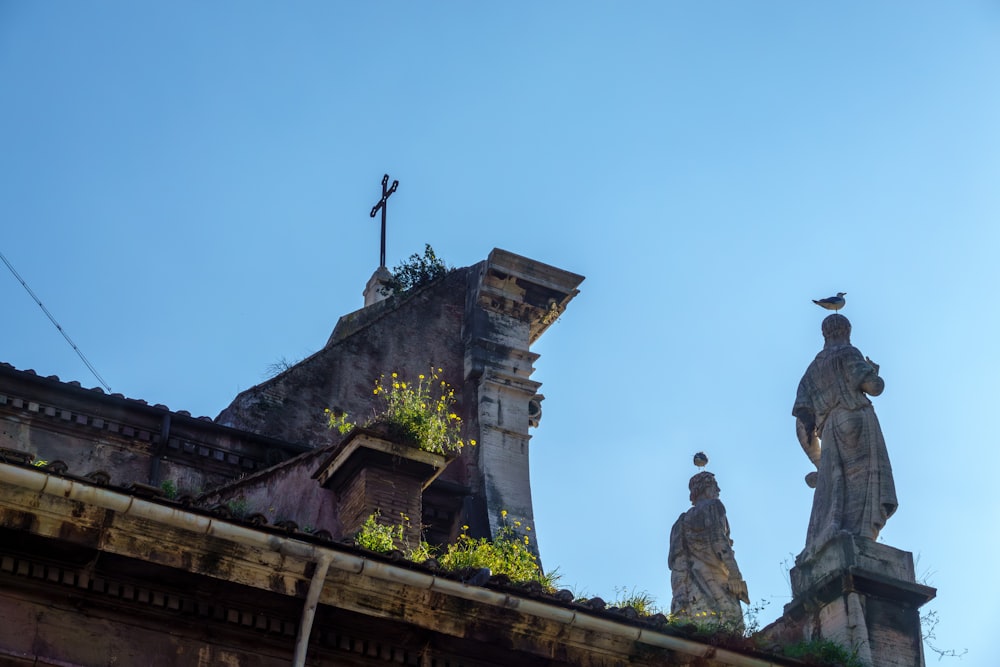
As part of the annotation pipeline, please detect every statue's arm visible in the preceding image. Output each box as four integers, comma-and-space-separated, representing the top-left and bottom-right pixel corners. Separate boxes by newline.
667, 519, 683, 569
728, 576, 750, 604
852, 351, 884, 396
793, 407, 821, 468
795, 417, 822, 469
713, 508, 749, 602
860, 358, 884, 396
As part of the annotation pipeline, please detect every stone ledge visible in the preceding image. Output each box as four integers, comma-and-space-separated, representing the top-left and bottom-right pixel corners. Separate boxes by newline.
790, 533, 917, 596
314, 430, 449, 492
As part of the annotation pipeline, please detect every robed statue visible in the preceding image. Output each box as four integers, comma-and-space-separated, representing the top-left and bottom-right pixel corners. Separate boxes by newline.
668, 472, 749, 629
793, 314, 897, 561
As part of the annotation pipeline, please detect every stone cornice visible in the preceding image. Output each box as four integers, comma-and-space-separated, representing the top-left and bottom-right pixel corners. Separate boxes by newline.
473, 249, 583, 345
0, 363, 310, 476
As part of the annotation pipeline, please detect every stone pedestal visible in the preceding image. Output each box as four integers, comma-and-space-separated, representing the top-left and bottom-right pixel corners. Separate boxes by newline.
315, 430, 449, 547
765, 534, 935, 667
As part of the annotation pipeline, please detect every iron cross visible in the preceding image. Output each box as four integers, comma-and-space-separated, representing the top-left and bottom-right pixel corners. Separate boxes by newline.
369, 174, 399, 268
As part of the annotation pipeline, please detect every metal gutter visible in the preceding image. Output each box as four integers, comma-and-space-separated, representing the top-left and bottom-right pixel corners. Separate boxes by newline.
292, 552, 332, 667
0, 464, 783, 667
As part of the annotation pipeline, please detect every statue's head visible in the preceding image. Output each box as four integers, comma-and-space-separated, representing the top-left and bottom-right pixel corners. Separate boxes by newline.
689, 471, 720, 503
821, 314, 851, 344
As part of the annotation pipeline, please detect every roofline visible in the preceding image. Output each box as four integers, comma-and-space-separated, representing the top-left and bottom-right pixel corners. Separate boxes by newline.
0, 461, 788, 667
0, 362, 312, 454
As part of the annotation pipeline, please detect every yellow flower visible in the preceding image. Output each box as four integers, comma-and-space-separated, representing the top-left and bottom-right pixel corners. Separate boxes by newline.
419, 374, 425, 379
391, 372, 398, 378
501, 510, 508, 518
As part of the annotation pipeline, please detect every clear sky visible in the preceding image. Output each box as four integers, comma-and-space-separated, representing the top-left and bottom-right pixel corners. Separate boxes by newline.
2, 2, 998, 662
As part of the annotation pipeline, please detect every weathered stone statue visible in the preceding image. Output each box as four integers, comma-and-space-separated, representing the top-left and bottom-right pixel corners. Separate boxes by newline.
668, 472, 749, 629
793, 314, 897, 561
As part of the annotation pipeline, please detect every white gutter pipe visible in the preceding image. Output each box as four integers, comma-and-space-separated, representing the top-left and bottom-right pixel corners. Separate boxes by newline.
0, 465, 783, 667
292, 552, 332, 667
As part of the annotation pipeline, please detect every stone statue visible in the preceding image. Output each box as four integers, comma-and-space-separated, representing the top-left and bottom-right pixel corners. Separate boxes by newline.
793, 314, 897, 561
668, 472, 749, 629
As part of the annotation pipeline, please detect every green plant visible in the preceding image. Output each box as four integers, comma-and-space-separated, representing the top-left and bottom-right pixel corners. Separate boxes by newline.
784, 639, 866, 667
609, 586, 660, 615
379, 244, 449, 296
742, 598, 770, 636
921, 608, 967, 660
263, 355, 302, 379
354, 510, 554, 590
675, 610, 732, 632
160, 479, 178, 499
227, 498, 249, 520
439, 511, 557, 590
369, 368, 474, 454
355, 511, 405, 552
324, 409, 354, 435
406, 539, 436, 563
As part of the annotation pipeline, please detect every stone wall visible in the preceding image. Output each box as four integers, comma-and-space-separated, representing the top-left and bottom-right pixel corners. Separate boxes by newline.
214, 249, 584, 553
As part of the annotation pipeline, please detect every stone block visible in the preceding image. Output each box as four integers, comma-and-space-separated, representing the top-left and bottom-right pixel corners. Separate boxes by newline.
791, 533, 915, 596
776, 534, 936, 667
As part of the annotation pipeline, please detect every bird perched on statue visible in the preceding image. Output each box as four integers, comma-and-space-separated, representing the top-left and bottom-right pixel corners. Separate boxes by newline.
693, 452, 709, 468
813, 292, 847, 311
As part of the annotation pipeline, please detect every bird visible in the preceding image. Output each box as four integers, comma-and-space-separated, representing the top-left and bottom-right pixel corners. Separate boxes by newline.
693, 452, 709, 468
813, 292, 846, 311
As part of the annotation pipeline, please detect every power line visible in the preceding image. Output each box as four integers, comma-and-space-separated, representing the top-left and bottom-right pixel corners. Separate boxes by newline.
1, 250, 112, 392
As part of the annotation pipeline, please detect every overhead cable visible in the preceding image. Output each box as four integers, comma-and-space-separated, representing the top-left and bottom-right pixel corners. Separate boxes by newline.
0, 250, 112, 392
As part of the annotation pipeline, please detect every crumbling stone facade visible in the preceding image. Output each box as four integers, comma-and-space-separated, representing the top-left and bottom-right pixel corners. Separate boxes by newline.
216, 248, 584, 552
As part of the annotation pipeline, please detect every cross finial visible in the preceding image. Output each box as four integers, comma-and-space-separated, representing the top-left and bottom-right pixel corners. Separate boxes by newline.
369, 174, 398, 268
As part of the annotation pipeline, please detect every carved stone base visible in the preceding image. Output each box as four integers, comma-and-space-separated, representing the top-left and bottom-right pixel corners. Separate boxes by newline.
761, 534, 935, 667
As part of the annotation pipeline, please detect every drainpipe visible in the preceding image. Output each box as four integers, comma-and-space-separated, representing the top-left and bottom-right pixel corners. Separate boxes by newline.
148, 412, 171, 485
292, 552, 332, 667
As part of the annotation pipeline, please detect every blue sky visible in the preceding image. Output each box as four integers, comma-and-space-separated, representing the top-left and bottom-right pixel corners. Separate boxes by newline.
2, 2, 998, 662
